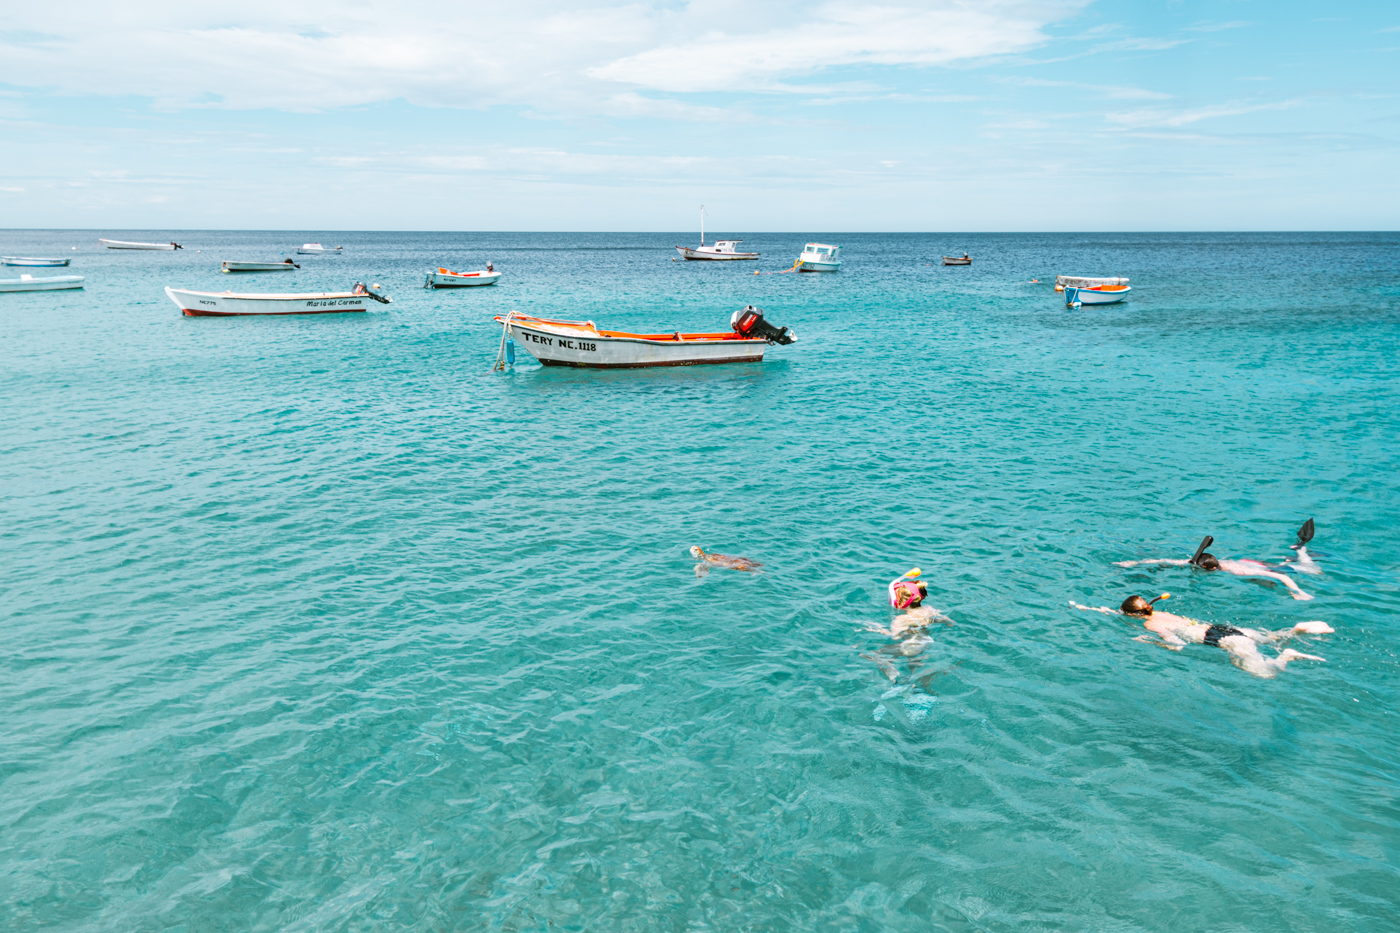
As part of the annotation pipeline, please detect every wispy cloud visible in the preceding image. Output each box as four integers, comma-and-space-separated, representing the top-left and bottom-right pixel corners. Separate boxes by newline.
1106, 99, 1304, 129
1188, 21, 1250, 33
998, 76, 1172, 100
0, 0, 1083, 118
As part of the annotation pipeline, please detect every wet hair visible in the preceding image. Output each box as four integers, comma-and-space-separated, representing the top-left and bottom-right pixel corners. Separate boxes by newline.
1120, 595, 1154, 616
896, 581, 928, 609
1197, 554, 1220, 571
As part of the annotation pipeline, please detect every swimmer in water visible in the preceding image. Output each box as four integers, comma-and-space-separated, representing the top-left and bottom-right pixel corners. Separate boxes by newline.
689, 545, 762, 577
1115, 520, 1319, 600
1071, 594, 1331, 679
862, 569, 953, 681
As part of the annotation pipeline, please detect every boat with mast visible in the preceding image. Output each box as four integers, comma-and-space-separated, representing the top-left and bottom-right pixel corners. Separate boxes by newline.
675, 206, 759, 261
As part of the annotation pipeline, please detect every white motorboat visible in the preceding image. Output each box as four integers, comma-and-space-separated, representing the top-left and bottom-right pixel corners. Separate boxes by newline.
100, 239, 182, 250
0, 274, 85, 292
796, 243, 841, 272
164, 282, 390, 316
3, 257, 70, 267
495, 305, 795, 369
297, 243, 343, 254
942, 254, 971, 266
222, 259, 300, 272
1055, 275, 1128, 292
675, 205, 759, 260
425, 267, 501, 288
1064, 284, 1131, 307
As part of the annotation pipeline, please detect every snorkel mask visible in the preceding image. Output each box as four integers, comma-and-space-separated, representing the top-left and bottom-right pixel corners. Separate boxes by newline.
1121, 593, 1170, 616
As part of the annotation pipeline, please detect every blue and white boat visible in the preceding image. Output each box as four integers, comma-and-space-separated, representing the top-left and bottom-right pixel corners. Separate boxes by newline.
0, 274, 85, 292
1064, 284, 1130, 307
3, 256, 71, 267
796, 243, 841, 272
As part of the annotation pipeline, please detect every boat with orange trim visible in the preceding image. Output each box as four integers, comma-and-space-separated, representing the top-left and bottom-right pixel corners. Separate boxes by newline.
425, 267, 501, 288
495, 306, 795, 368
1064, 284, 1131, 307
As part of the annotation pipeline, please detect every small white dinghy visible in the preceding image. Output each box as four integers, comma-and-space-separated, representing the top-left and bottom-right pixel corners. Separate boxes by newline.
0, 274, 85, 292
222, 259, 300, 272
296, 243, 343, 254
3, 257, 71, 267
1064, 284, 1131, 307
674, 206, 760, 260
164, 282, 390, 316
425, 267, 501, 288
797, 243, 841, 272
942, 254, 971, 266
100, 239, 182, 250
495, 305, 795, 369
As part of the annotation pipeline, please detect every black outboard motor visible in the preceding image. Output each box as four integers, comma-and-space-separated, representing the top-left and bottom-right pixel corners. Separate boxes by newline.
353, 282, 393, 304
730, 305, 796, 345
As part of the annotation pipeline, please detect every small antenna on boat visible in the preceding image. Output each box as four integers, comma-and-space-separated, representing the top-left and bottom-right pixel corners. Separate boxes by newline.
700, 204, 705, 247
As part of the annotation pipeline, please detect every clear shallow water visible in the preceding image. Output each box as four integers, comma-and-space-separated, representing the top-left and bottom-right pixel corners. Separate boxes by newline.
2, 230, 1399, 932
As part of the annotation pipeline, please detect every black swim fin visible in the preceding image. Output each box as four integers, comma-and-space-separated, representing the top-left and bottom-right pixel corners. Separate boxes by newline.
1190, 535, 1214, 566
1296, 518, 1315, 547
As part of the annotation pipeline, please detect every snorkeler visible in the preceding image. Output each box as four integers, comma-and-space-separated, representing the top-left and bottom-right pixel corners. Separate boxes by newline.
689, 545, 762, 577
862, 568, 953, 682
1071, 594, 1332, 679
1115, 520, 1318, 600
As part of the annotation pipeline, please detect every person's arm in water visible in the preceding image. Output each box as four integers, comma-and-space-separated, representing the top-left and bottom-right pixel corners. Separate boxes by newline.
1114, 559, 1191, 568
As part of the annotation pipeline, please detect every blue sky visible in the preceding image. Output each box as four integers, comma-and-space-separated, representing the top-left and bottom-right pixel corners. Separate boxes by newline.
1, 0, 1396, 230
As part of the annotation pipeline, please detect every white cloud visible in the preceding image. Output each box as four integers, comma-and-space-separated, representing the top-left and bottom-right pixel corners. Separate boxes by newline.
999, 76, 1172, 100
0, 0, 1079, 115
1106, 99, 1303, 129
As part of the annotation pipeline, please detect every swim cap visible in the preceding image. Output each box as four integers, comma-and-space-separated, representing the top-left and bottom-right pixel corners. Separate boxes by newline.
1120, 595, 1154, 616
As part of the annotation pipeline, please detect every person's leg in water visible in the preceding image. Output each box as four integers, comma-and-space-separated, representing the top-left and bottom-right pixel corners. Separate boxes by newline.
1287, 518, 1322, 575
1215, 633, 1324, 679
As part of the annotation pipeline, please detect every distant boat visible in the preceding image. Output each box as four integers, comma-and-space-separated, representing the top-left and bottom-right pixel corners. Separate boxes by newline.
1065, 284, 1131, 307
425, 267, 501, 288
675, 205, 759, 260
222, 259, 300, 272
101, 239, 182, 250
1056, 275, 1128, 292
297, 243, 343, 254
796, 243, 841, 272
0, 274, 84, 292
3, 256, 70, 267
164, 283, 390, 316
495, 305, 795, 369
942, 254, 971, 266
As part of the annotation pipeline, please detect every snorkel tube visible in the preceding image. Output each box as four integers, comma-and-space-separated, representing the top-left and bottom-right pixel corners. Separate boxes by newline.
1189, 536, 1214, 567
1148, 593, 1170, 608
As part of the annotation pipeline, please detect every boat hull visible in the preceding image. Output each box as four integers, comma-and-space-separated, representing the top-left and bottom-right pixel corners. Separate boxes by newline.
1056, 275, 1128, 290
1065, 286, 1130, 306
797, 260, 841, 272
100, 239, 179, 250
942, 257, 971, 266
0, 275, 85, 292
165, 286, 376, 316
3, 257, 70, 267
222, 261, 299, 272
503, 318, 767, 368
675, 246, 760, 261
426, 270, 501, 287
297, 245, 343, 254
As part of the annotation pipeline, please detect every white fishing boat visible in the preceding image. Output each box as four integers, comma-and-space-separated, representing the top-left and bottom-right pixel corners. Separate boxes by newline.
296, 243, 343, 254
1055, 275, 1128, 292
494, 305, 795, 369
164, 283, 390, 316
0, 274, 85, 292
425, 267, 501, 288
796, 243, 841, 272
674, 206, 759, 260
3, 256, 71, 267
221, 259, 300, 272
942, 254, 971, 266
1064, 284, 1131, 307
100, 239, 182, 250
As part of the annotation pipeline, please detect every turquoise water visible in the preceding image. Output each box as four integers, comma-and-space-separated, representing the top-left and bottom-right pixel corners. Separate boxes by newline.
2, 231, 1399, 931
